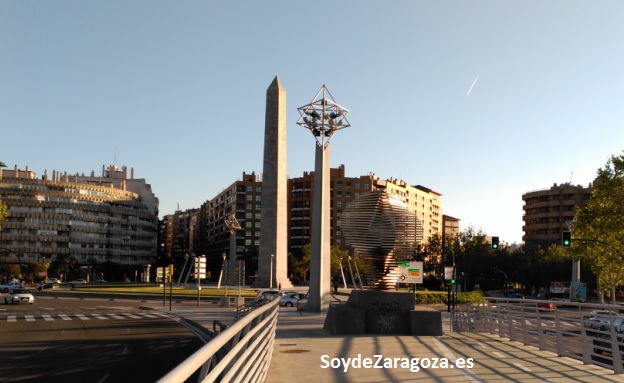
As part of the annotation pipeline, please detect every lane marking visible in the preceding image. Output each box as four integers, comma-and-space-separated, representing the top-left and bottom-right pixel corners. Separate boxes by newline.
43, 314, 54, 321
493, 351, 506, 358
25, 315, 35, 322
8, 315, 16, 322
432, 338, 484, 382
76, 314, 90, 321
59, 314, 72, 321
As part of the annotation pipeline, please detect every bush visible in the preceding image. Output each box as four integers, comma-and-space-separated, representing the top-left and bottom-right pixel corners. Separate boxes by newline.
414, 290, 485, 305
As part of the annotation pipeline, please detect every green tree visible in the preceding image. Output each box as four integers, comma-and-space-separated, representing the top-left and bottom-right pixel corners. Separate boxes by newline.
573, 153, 624, 303
0, 198, 8, 232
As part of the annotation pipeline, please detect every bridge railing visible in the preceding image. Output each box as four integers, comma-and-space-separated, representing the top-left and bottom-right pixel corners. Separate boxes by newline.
157, 297, 280, 383
453, 297, 624, 374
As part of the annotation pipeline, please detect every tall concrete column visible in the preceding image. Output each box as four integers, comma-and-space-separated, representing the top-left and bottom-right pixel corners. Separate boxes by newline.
256, 76, 292, 289
303, 142, 332, 312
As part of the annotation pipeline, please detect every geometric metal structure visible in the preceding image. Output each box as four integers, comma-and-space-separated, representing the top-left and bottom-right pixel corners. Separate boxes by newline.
296, 85, 350, 312
342, 190, 423, 290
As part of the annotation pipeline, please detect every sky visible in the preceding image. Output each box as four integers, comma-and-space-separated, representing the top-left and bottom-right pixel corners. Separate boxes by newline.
2, 1, 623, 245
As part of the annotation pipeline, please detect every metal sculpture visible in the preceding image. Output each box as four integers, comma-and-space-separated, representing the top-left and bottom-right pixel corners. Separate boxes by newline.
342, 190, 423, 289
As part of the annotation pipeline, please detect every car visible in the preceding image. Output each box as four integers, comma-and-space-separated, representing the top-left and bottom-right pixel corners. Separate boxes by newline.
506, 293, 525, 299
255, 290, 285, 299
0, 282, 22, 290
47, 278, 60, 284
68, 279, 88, 285
95, 279, 107, 283
584, 310, 620, 330
279, 292, 306, 307
537, 301, 556, 311
4, 289, 35, 304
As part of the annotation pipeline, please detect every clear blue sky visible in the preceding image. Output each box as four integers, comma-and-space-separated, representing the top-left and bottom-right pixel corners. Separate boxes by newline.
2, 1, 623, 245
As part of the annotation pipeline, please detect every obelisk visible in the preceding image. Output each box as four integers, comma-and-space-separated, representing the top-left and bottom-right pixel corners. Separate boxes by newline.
257, 76, 292, 289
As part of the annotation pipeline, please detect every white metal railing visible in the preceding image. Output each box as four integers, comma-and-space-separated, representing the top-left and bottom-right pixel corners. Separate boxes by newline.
157, 298, 279, 383
453, 297, 624, 373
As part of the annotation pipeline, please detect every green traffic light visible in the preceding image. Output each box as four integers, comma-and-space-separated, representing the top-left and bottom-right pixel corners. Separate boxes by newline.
451, 279, 455, 284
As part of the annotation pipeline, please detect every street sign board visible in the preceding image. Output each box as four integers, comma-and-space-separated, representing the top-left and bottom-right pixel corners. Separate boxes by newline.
194, 255, 206, 279
444, 266, 455, 281
396, 261, 423, 284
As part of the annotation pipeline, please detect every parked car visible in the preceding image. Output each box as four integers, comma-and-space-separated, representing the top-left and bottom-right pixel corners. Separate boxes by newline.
68, 279, 88, 286
47, 278, 60, 284
279, 293, 306, 307
4, 289, 35, 304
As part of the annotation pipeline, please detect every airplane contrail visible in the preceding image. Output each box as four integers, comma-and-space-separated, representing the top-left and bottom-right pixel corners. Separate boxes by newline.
466, 73, 480, 96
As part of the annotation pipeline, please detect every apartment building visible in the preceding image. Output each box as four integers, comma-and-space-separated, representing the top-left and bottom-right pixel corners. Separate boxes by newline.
522, 182, 593, 245
0, 164, 159, 280
188, 166, 443, 263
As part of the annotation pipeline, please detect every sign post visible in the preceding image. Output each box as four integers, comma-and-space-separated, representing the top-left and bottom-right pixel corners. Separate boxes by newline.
194, 255, 206, 307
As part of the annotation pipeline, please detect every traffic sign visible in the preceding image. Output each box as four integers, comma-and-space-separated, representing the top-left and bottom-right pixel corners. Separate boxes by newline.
194, 255, 207, 279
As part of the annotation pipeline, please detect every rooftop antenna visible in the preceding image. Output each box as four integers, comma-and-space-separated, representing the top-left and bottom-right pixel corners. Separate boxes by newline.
570, 171, 573, 184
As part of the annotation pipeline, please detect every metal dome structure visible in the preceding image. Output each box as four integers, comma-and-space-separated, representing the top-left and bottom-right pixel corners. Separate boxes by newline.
342, 190, 423, 289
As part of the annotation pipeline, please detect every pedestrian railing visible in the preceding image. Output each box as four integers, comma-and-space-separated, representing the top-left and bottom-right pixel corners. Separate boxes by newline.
157, 297, 279, 383
453, 297, 624, 374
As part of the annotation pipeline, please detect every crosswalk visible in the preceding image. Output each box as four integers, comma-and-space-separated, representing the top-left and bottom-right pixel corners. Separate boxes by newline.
1, 311, 170, 323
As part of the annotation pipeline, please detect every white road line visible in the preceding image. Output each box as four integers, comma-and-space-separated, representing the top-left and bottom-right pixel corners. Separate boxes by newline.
92, 314, 107, 320
8, 315, 16, 322
59, 314, 72, 321
513, 362, 532, 372
493, 351, 506, 358
107, 314, 125, 320
25, 315, 35, 322
123, 313, 141, 319
43, 314, 54, 321
432, 338, 484, 382
76, 314, 90, 320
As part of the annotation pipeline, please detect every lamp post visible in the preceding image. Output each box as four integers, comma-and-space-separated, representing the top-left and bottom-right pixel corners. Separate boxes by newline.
296, 86, 350, 312
270, 254, 274, 289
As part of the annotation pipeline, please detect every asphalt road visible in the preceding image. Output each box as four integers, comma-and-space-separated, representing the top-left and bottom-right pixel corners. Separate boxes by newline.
0, 296, 204, 383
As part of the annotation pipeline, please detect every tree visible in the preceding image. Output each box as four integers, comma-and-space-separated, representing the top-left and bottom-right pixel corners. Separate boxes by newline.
0, 198, 8, 232
573, 153, 624, 303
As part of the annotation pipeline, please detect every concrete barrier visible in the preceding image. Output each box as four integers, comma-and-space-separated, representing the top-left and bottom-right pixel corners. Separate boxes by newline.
409, 308, 442, 336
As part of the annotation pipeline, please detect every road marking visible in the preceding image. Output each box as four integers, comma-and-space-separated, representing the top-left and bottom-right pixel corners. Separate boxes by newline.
59, 314, 72, 321
43, 314, 54, 321
92, 314, 107, 320
513, 362, 532, 372
123, 313, 141, 319
8, 315, 16, 322
107, 314, 125, 319
76, 314, 90, 320
432, 338, 484, 382
25, 315, 35, 322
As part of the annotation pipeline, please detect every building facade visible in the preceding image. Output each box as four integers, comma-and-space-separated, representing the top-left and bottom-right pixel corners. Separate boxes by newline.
522, 182, 593, 245
186, 166, 445, 282
0, 164, 159, 281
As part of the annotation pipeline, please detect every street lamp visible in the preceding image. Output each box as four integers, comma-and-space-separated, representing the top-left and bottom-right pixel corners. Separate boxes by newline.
270, 254, 274, 289
296, 86, 350, 312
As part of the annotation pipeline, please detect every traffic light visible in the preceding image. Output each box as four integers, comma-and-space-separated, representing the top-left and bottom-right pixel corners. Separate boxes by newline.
491, 236, 499, 250
562, 231, 571, 247
451, 278, 456, 285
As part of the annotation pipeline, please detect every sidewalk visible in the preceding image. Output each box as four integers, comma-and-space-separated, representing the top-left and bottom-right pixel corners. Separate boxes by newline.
147, 301, 624, 383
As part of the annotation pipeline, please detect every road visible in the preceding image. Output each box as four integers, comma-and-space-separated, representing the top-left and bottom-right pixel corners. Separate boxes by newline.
0, 296, 205, 383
